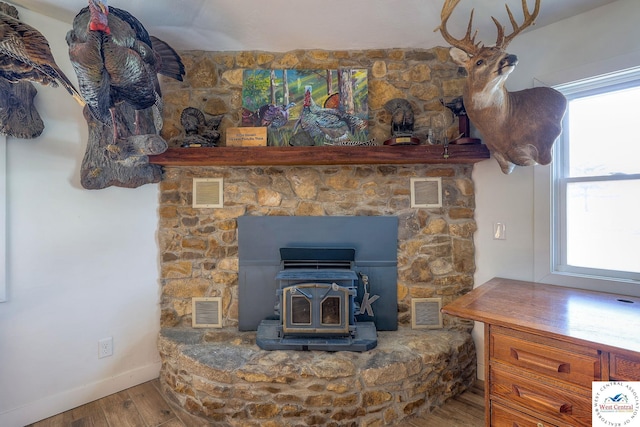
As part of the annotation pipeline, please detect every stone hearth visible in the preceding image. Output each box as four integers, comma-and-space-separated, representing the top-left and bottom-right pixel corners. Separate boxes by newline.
158, 328, 476, 426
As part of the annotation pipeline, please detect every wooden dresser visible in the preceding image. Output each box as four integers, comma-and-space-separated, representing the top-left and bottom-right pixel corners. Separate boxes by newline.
442, 277, 640, 427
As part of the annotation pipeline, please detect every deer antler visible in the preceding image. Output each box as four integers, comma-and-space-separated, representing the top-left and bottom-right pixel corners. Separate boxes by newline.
434, 0, 482, 55
493, 0, 541, 49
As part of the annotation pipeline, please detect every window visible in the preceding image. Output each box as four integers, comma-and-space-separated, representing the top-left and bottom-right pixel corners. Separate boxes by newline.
535, 67, 640, 293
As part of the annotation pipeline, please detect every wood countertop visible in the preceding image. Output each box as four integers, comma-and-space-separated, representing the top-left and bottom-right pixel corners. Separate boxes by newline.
442, 277, 640, 355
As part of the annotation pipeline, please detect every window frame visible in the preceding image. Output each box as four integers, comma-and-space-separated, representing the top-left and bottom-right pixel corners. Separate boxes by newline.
534, 67, 640, 297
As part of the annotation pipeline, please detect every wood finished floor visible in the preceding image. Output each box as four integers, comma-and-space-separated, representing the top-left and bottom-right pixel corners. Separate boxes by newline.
28, 379, 485, 427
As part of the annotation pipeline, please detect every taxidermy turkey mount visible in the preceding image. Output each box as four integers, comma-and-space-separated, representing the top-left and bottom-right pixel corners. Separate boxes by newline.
67, 0, 185, 189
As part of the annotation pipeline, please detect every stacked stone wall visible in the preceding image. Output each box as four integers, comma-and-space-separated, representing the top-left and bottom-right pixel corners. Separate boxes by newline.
159, 47, 466, 147
159, 163, 476, 331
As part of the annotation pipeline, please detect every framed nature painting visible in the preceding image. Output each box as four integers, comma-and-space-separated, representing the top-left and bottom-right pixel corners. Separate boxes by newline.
241, 69, 369, 146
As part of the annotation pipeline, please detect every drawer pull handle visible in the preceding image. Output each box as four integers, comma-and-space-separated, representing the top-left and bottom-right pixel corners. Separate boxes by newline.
510, 348, 570, 374
512, 384, 573, 415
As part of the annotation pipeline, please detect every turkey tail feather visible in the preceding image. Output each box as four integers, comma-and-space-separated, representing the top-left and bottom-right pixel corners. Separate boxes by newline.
150, 36, 185, 82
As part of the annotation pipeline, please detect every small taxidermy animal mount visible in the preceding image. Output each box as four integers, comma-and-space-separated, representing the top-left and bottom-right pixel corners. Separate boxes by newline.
435, 0, 567, 174
383, 98, 420, 145
171, 107, 223, 147
384, 98, 415, 136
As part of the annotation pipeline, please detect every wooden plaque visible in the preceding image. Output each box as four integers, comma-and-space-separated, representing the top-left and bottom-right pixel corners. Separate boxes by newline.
226, 127, 267, 147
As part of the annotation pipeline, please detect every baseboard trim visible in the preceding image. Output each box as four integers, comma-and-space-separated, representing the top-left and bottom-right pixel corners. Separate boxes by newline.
0, 361, 161, 427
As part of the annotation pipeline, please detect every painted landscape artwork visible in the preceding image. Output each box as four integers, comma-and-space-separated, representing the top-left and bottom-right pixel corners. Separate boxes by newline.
242, 69, 369, 146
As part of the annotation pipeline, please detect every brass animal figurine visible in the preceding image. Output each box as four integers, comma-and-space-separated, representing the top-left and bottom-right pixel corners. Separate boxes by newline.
435, 0, 567, 174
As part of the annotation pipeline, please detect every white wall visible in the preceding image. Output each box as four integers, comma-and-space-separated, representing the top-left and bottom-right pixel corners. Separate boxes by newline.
472, 0, 640, 379
0, 8, 161, 427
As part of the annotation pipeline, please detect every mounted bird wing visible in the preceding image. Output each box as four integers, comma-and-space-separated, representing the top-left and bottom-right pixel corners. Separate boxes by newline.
0, 3, 85, 107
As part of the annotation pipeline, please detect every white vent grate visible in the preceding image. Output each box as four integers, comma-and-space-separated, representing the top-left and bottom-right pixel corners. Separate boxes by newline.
410, 177, 442, 208
192, 297, 222, 328
193, 178, 223, 208
411, 298, 443, 329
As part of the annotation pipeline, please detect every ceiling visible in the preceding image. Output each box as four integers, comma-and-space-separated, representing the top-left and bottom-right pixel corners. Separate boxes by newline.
7, 0, 618, 52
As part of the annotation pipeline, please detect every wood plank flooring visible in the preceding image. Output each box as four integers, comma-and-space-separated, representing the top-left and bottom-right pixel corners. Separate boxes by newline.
28, 379, 485, 427
404, 380, 485, 426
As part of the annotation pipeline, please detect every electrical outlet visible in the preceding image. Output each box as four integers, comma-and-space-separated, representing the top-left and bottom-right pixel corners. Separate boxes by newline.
98, 337, 113, 358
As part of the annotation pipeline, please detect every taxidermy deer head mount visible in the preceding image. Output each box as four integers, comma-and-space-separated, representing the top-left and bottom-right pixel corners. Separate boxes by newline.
435, 0, 567, 174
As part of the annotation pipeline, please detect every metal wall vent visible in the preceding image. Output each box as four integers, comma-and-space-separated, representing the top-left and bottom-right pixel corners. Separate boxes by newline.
410, 177, 442, 208
192, 297, 222, 328
411, 297, 443, 329
193, 178, 223, 208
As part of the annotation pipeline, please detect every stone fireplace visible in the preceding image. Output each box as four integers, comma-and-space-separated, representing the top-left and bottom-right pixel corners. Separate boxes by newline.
158, 163, 477, 330
157, 163, 477, 425
155, 47, 479, 425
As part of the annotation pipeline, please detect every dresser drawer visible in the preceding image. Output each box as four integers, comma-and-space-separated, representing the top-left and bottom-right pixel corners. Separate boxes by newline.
491, 401, 559, 427
490, 367, 592, 426
491, 327, 600, 389
610, 352, 640, 381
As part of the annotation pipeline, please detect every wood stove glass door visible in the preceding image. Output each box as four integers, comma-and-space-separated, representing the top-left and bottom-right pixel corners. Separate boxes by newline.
282, 283, 350, 335
291, 295, 311, 324
321, 297, 341, 325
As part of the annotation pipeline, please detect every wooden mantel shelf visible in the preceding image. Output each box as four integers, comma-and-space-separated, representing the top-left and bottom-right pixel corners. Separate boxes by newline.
148, 144, 490, 167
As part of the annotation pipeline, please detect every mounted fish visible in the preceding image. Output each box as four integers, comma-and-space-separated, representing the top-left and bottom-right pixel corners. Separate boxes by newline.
66, 0, 185, 189
0, 2, 84, 138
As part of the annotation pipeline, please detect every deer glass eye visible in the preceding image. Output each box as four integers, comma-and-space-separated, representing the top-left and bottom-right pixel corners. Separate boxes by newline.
475, 59, 484, 66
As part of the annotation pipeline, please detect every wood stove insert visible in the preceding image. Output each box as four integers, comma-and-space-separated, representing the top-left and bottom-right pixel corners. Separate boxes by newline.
256, 247, 377, 351
238, 216, 398, 335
